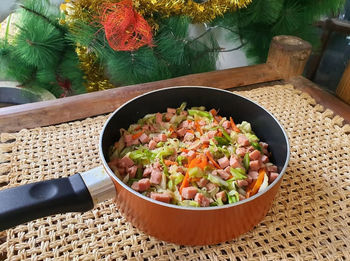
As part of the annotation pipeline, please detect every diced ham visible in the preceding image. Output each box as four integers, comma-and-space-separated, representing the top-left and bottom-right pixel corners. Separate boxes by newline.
248, 171, 259, 179
236, 147, 247, 157
179, 120, 188, 128
237, 179, 248, 187
148, 139, 157, 150
249, 150, 261, 161
117, 166, 126, 175
143, 167, 152, 177
247, 146, 255, 153
181, 186, 198, 199
131, 178, 150, 192
259, 142, 268, 149
184, 132, 194, 141
249, 160, 260, 171
261, 155, 269, 163
167, 108, 176, 114
230, 156, 242, 168
151, 192, 172, 203
196, 178, 209, 188
139, 133, 149, 144
217, 156, 230, 169
125, 134, 137, 147
224, 166, 231, 174
267, 165, 278, 172
207, 130, 217, 139
153, 161, 161, 169
150, 168, 162, 184
194, 193, 210, 207
165, 112, 173, 121
222, 120, 231, 129
142, 124, 149, 131
176, 128, 187, 137
216, 191, 227, 203
198, 120, 206, 126
245, 176, 253, 184
237, 135, 250, 146
239, 194, 246, 201
128, 165, 138, 178
188, 121, 195, 129
269, 172, 279, 183
177, 167, 185, 174
200, 135, 209, 144
180, 111, 188, 117
206, 182, 218, 192
158, 133, 167, 142
119, 155, 134, 168
156, 113, 163, 124
217, 169, 231, 180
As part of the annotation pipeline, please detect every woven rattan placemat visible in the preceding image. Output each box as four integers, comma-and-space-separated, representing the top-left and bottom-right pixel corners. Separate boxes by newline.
0, 84, 349, 260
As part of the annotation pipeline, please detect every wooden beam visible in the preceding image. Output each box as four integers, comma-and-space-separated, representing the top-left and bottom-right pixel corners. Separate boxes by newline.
0, 63, 280, 132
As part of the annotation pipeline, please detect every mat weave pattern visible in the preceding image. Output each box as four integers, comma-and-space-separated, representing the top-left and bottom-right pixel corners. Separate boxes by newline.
0, 84, 349, 260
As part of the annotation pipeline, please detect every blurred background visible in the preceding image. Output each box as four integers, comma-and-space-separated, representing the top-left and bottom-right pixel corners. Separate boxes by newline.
0, 0, 349, 104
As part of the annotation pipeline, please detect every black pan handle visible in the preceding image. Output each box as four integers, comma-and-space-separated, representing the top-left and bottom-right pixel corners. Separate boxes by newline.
0, 166, 116, 231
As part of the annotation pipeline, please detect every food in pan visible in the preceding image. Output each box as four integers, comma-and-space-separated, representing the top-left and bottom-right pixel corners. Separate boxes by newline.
108, 103, 279, 207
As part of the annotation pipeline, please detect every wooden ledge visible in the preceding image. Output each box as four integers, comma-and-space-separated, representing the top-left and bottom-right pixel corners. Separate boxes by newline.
0, 63, 280, 132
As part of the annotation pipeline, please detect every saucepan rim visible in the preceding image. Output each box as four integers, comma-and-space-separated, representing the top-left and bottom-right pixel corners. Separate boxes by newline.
99, 86, 290, 211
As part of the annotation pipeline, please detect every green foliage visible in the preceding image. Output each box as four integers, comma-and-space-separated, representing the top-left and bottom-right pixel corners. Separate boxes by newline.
69, 15, 218, 86
0, 0, 86, 98
0, 41, 36, 83
105, 47, 168, 85
155, 16, 190, 66
14, 0, 65, 69
212, 0, 345, 63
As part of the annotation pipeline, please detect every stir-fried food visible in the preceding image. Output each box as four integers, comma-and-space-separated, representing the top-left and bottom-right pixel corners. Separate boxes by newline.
108, 103, 279, 207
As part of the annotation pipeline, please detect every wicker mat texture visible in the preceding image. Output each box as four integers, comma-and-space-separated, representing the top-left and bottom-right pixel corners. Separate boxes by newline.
0, 84, 349, 260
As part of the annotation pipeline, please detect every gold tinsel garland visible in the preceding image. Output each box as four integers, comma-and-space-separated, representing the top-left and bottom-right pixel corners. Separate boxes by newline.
62, 0, 252, 91
134, 0, 252, 23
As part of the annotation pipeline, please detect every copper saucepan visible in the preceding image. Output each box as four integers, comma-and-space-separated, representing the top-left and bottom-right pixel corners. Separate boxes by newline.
0, 86, 290, 245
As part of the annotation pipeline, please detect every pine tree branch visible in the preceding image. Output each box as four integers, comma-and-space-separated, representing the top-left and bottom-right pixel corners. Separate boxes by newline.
19, 4, 64, 33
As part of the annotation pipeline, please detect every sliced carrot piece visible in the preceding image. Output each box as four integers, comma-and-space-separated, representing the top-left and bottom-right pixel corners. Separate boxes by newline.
195, 120, 203, 135
205, 151, 221, 169
247, 168, 266, 197
179, 171, 190, 194
132, 131, 143, 140
230, 117, 240, 133
209, 108, 217, 116
164, 160, 178, 166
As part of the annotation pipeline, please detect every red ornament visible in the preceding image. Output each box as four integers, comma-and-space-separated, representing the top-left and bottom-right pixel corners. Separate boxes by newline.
100, 0, 154, 51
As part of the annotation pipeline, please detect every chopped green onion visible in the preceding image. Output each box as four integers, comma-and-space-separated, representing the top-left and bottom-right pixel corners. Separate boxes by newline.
214, 136, 230, 146
179, 200, 200, 207
136, 167, 143, 179
176, 102, 187, 115
227, 189, 239, 204
208, 174, 228, 187
243, 153, 250, 170
229, 168, 247, 180
176, 155, 186, 165
188, 109, 213, 119
251, 142, 262, 151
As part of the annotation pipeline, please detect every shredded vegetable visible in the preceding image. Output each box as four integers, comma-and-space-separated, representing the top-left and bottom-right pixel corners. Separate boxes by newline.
108, 103, 279, 207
